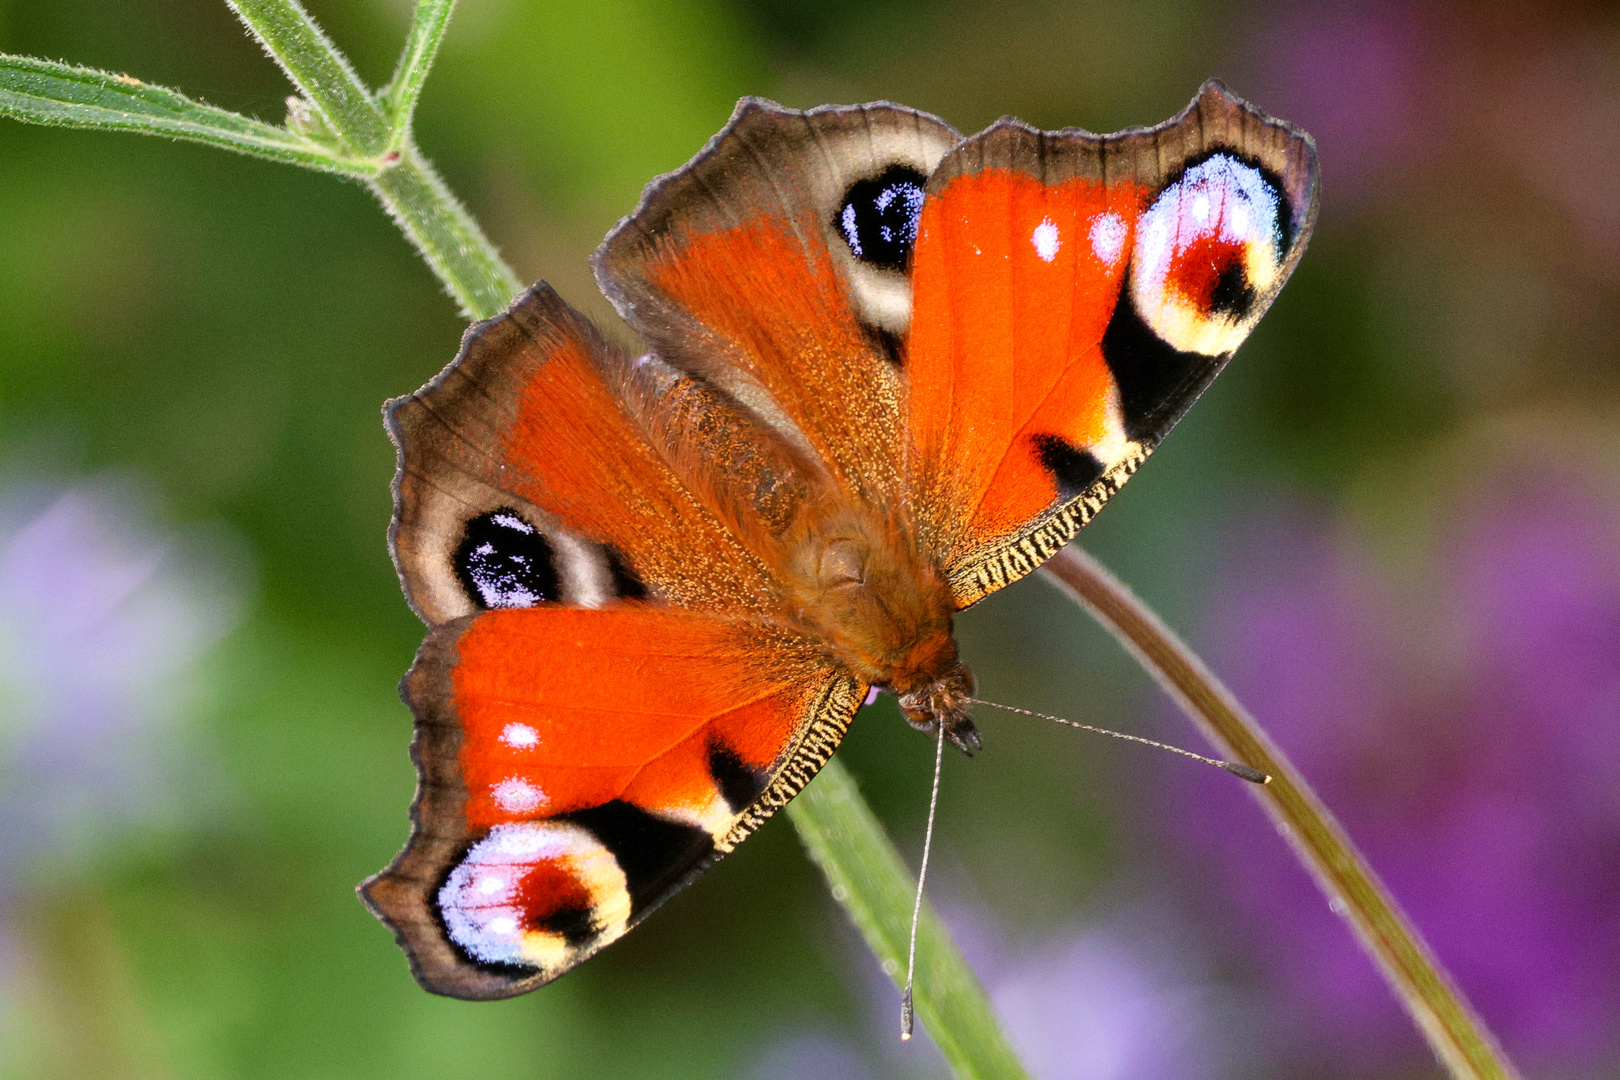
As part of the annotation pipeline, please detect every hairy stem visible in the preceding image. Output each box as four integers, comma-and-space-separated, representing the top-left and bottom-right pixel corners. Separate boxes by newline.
1041, 546, 1521, 1080
383, 0, 457, 149
226, 0, 387, 153
223, 0, 518, 317
368, 144, 522, 319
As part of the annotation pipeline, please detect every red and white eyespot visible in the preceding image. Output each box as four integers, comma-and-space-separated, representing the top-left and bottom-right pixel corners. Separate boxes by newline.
1129, 152, 1286, 356
438, 822, 630, 972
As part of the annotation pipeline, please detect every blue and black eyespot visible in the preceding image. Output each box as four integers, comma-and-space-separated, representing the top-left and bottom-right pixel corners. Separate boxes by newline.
455, 509, 557, 609
836, 165, 928, 273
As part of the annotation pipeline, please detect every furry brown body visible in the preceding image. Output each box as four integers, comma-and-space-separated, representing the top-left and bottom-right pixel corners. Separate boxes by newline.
780, 500, 980, 753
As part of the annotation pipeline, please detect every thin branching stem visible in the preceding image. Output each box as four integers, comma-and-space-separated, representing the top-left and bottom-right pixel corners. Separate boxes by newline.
225, 0, 388, 153
384, 0, 457, 150
1041, 546, 1522, 1080
368, 143, 522, 319
0, 54, 378, 176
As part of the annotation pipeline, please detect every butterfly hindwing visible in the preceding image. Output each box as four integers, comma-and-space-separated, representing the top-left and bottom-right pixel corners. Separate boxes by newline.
904, 81, 1319, 604
361, 604, 860, 999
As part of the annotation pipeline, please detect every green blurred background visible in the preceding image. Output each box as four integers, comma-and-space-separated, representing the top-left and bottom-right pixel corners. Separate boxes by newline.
3, 2, 1618, 1078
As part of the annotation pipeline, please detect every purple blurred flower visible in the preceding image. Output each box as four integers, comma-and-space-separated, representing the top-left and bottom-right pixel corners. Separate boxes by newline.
985, 907, 1234, 1080
1230, 0, 1430, 201
742, 1034, 879, 1080
0, 480, 240, 898
1157, 475, 1620, 1074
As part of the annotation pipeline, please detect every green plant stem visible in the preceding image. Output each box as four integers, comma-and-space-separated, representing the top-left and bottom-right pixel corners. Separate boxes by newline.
786, 757, 1031, 1080
1041, 546, 1522, 1080
0, 54, 378, 176
384, 0, 457, 148
230, 0, 518, 317
369, 144, 522, 319
226, 0, 387, 153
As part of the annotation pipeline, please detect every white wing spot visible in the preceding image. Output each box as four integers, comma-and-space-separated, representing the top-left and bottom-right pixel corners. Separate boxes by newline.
476, 874, 507, 896
1191, 192, 1211, 223
486, 915, 517, 936
1031, 218, 1061, 262
1229, 201, 1250, 237
1089, 213, 1127, 266
493, 777, 546, 813
501, 722, 540, 749
489, 512, 533, 533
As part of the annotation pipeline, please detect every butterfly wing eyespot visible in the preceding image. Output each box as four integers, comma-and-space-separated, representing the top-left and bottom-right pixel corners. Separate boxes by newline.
453, 509, 558, 610
598, 99, 959, 342
1128, 151, 1291, 357
438, 821, 629, 970
836, 165, 928, 272
833, 163, 932, 334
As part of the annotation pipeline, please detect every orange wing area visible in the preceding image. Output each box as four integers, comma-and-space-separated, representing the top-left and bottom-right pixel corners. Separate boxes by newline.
387, 284, 774, 617
361, 604, 861, 1000
907, 168, 1150, 562
452, 606, 811, 829
629, 219, 906, 506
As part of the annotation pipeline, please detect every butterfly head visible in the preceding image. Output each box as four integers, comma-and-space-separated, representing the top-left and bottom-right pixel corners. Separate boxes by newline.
897, 663, 982, 756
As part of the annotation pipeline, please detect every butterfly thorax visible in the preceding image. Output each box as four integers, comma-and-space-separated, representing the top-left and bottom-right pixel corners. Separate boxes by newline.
779, 502, 982, 754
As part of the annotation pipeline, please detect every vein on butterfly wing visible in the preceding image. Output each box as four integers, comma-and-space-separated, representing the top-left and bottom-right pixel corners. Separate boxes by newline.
406, 467, 497, 514
409, 396, 595, 521
606, 691, 802, 804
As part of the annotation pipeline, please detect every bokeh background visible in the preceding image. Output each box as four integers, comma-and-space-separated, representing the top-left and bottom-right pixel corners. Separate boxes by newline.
3, 1, 1618, 1077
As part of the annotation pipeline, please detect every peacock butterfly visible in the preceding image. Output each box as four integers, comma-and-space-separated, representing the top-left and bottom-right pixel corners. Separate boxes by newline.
360, 80, 1318, 1000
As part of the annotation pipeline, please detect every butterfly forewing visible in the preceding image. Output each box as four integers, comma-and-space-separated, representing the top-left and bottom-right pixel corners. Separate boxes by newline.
904, 80, 1319, 605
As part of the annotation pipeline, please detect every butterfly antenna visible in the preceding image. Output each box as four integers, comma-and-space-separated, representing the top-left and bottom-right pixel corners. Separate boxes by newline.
966, 697, 1271, 784
901, 719, 947, 1041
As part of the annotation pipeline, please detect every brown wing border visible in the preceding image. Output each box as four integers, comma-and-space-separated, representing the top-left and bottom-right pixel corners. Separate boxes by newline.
945, 445, 1149, 608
